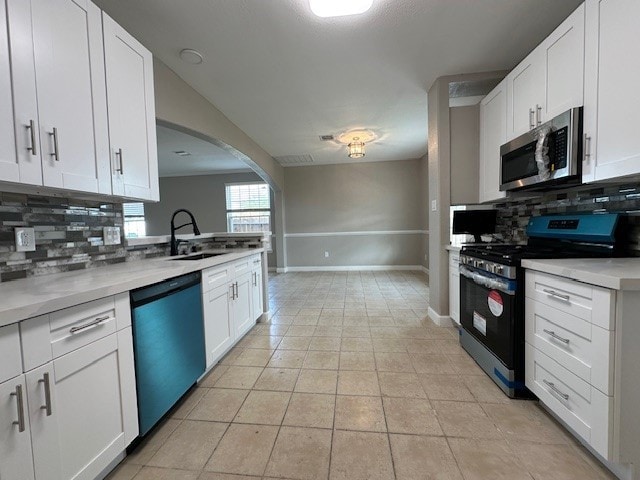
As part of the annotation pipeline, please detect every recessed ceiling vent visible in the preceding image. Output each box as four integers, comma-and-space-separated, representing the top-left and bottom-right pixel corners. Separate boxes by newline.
174, 150, 191, 156
274, 154, 314, 166
319, 135, 334, 141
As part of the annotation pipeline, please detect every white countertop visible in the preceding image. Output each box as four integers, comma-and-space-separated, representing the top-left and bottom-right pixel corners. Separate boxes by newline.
446, 245, 462, 252
126, 231, 271, 247
521, 258, 640, 291
0, 248, 264, 327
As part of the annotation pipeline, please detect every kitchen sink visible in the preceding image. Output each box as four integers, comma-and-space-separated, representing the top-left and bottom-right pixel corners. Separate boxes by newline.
170, 253, 225, 261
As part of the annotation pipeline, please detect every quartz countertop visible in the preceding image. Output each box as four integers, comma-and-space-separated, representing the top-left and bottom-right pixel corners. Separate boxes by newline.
521, 258, 640, 291
0, 248, 264, 327
446, 245, 462, 252
126, 231, 271, 247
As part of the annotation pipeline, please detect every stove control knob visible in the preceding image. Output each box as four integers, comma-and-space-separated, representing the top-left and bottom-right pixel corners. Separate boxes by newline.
496, 266, 504, 275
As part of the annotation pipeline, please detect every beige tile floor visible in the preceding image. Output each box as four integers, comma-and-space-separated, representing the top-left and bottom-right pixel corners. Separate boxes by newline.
108, 271, 615, 480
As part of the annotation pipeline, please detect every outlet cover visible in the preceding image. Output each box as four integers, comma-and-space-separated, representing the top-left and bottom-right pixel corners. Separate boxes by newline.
15, 227, 36, 252
431, 199, 437, 212
324, 251, 329, 258
103, 226, 122, 246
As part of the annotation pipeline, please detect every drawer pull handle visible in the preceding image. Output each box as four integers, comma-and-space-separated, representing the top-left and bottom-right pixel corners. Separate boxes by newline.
10, 385, 26, 432
543, 329, 570, 344
69, 315, 110, 334
50, 127, 60, 162
543, 379, 569, 400
542, 289, 570, 301
38, 372, 52, 416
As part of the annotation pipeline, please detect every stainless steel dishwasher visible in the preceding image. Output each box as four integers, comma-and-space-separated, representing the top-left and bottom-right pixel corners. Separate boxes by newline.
130, 271, 205, 436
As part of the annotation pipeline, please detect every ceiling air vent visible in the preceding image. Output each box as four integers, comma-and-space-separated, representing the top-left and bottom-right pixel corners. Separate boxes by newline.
274, 154, 314, 166
173, 150, 191, 156
319, 135, 334, 141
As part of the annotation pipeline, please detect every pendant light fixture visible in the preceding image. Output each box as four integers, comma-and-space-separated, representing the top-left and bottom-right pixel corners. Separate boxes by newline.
347, 137, 365, 158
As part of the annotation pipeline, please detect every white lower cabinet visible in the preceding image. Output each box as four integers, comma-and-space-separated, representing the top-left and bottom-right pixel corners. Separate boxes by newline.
202, 254, 264, 369
0, 293, 137, 480
525, 270, 614, 462
233, 271, 254, 339
0, 375, 35, 480
203, 283, 234, 368
448, 251, 460, 325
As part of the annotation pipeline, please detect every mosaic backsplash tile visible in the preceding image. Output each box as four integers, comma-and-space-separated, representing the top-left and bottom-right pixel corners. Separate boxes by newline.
0, 192, 126, 282
495, 183, 640, 253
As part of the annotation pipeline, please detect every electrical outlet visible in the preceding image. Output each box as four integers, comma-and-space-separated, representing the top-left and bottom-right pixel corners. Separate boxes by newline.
103, 226, 122, 246
15, 227, 36, 252
324, 251, 329, 258
431, 199, 437, 212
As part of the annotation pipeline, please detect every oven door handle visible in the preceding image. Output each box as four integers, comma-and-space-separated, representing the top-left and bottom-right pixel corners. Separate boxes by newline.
460, 266, 515, 296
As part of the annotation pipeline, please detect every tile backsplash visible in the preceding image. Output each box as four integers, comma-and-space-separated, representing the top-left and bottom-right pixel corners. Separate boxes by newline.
0, 192, 125, 282
495, 183, 640, 253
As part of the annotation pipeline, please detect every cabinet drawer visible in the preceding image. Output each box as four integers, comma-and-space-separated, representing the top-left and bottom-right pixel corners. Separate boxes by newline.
233, 257, 251, 277
525, 271, 615, 329
525, 298, 613, 394
0, 324, 22, 383
49, 297, 118, 359
525, 344, 612, 459
202, 263, 233, 292
251, 254, 262, 270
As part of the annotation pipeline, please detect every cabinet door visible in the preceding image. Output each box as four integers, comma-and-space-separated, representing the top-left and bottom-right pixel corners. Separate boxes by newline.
506, 49, 544, 139
233, 272, 255, 339
0, 375, 35, 480
584, 0, 640, 183
252, 269, 263, 322
103, 13, 159, 201
6, 0, 43, 186
33, 0, 110, 194
479, 80, 507, 203
52, 334, 126, 480
203, 284, 234, 368
541, 4, 585, 122
25, 363, 62, 480
0, 0, 18, 184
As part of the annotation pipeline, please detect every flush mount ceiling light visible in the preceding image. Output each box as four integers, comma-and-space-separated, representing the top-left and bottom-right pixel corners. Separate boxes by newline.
347, 138, 365, 158
179, 48, 204, 65
310, 0, 373, 18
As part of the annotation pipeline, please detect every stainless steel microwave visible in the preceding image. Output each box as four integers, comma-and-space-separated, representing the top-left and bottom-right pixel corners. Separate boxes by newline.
499, 107, 582, 192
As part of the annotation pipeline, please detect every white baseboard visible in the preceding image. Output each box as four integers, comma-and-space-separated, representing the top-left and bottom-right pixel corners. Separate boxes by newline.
282, 265, 424, 272
276, 267, 288, 274
268, 267, 277, 273
420, 266, 429, 275
428, 306, 454, 327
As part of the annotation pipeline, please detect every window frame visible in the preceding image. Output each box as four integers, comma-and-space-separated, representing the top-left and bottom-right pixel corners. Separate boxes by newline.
224, 182, 272, 251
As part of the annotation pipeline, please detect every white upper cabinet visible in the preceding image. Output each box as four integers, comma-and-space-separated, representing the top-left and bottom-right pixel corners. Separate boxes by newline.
0, 0, 18, 184
6, 0, 110, 194
479, 79, 508, 203
506, 50, 545, 139
506, 4, 585, 140
583, 0, 640, 183
103, 13, 159, 201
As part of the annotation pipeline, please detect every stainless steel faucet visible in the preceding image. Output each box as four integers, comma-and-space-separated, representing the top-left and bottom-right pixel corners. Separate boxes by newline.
170, 209, 201, 256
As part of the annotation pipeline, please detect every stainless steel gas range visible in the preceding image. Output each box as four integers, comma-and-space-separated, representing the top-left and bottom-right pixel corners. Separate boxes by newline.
458, 213, 627, 398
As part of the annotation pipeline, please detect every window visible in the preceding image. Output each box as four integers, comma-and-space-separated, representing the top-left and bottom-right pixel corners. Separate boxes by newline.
225, 183, 271, 244
123, 202, 146, 238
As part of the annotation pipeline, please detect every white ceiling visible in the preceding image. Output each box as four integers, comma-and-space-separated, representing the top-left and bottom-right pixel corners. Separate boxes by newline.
96, 0, 583, 166
156, 125, 252, 177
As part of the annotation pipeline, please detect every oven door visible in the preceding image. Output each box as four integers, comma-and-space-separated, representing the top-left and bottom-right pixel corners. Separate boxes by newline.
459, 266, 516, 368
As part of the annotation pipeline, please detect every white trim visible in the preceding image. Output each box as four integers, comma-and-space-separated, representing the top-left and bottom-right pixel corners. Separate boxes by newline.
268, 267, 277, 273
276, 267, 288, 274
282, 265, 424, 272
428, 307, 454, 327
421, 266, 430, 275
284, 230, 429, 238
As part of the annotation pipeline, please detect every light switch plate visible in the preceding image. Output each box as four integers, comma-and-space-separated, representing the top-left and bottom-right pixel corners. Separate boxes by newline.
15, 227, 36, 252
431, 200, 437, 212
103, 226, 121, 246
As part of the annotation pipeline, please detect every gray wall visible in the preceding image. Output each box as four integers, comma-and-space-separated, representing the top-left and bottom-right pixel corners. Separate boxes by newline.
283, 159, 426, 268
144, 172, 277, 267
450, 105, 480, 205
419, 154, 429, 270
